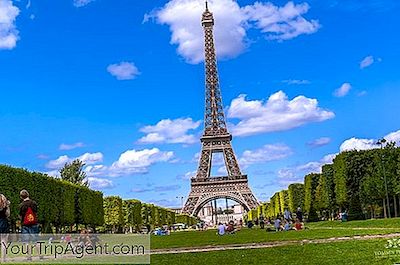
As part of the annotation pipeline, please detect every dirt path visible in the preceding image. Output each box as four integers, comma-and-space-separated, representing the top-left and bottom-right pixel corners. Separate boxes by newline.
151, 232, 400, 255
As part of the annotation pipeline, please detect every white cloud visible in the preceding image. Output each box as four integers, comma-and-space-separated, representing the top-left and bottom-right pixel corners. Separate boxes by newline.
78, 152, 103, 165
150, 0, 320, 63
44, 170, 61, 178
73, 0, 95, 7
46, 152, 103, 169
340, 138, 375, 152
107, 62, 140, 80
307, 137, 331, 148
46, 155, 71, 169
239, 143, 292, 167
178, 170, 197, 180
386, 130, 400, 144
360, 55, 381, 69
108, 148, 174, 177
333, 82, 351, 97
227, 91, 335, 137
243, 1, 320, 41
138, 118, 201, 144
59, 142, 85, 150
0, 0, 20, 49
87, 177, 113, 189
282, 79, 310, 85
340, 129, 400, 152
152, 0, 246, 64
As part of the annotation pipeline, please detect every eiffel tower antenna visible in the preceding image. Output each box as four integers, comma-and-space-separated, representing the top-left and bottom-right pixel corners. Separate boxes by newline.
182, 3, 259, 218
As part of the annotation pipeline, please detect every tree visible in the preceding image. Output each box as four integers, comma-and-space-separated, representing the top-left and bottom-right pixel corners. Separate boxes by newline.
279, 190, 289, 214
288, 183, 304, 213
304, 173, 320, 222
60, 159, 88, 187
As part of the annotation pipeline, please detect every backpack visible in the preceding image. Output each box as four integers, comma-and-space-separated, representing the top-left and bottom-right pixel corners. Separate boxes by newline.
23, 206, 37, 226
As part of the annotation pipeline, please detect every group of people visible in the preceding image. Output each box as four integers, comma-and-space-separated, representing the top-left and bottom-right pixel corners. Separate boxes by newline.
217, 220, 237, 235
247, 207, 305, 232
0, 190, 39, 262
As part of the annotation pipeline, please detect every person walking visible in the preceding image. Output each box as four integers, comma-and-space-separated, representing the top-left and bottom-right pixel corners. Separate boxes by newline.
19, 190, 39, 261
0, 194, 10, 263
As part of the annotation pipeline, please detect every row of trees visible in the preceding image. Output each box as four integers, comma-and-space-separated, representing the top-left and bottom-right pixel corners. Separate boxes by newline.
0, 165, 104, 232
103, 196, 198, 232
247, 143, 400, 222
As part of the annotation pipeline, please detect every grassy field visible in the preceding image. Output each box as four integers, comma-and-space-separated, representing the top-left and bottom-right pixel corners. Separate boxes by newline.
152, 238, 400, 265
151, 218, 400, 249
4, 218, 400, 264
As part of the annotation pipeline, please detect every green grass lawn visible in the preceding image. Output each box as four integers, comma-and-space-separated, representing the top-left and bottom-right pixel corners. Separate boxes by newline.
152, 238, 400, 265
4, 218, 400, 264
151, 218, 400, 249
308, 217, 400, 228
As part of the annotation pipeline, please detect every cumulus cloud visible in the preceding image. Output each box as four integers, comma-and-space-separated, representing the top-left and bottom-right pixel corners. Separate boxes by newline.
78, 152, 103, 165
340, 138, 375, 152
339, 129, 400, 152
239, 143, 292, 167
73, 0, 95, 7
59, 142, 85, 150
307, 137, 331, 148
333, 82, 351, 97
87, 177, 113, 189
107, 62, 140, 80
46, 155, 71, 169
0, 0, 20, 49
108, 148, 174, 177
138, 118, 201, 144
149, 0, 320, 63
227, 91, 335, 137
46, 152, 103, 169
386, 130, 400, 144
243, 1, 320, 41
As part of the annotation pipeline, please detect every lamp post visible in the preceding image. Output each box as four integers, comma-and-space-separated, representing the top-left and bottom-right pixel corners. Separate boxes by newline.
376, 138, 391, 218
176, 196, 184, 211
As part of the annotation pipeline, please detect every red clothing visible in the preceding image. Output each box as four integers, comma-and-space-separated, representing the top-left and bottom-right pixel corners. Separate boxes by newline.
295, 223, 302, 230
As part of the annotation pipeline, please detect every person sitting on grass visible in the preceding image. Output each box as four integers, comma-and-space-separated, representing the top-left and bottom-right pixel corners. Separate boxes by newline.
217, 223, 225, 236
294, 219, 303, 231
283, 220, 291, 231
226, 221, 236, 234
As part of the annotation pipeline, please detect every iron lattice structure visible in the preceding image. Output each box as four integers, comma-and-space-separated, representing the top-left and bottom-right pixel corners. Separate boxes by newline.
182, 3, 259, 216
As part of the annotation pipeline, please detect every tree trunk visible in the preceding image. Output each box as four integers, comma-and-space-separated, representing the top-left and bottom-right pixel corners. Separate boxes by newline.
394, 195, 398, 218
383, 199, 387, 218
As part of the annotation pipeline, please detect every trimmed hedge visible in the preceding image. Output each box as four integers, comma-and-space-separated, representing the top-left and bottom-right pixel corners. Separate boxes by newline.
0, 164, 104, 230
288, 183, 304, 213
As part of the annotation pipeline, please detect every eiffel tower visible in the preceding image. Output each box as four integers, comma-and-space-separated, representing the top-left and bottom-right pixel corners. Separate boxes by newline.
182, 2, 259, 216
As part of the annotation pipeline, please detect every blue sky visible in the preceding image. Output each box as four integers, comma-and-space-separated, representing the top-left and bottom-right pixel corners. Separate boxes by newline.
1, 0, 399, 208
